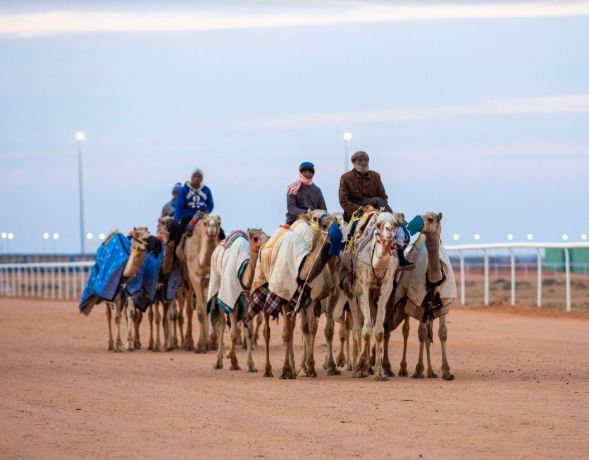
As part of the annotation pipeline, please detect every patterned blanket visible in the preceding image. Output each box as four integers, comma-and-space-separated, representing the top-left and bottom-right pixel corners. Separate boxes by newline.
245, 284, 311, 321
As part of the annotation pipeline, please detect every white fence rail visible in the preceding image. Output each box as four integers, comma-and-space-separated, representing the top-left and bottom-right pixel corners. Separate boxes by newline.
0, 262, 94, 300
445, 242, 589, 312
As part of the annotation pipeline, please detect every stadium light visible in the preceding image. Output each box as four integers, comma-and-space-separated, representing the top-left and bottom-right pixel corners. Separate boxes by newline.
452, 233, 460, 241
42, 232, 50, 240
507, 234, 514, 241
7, 232, 14, 240
1, 232, 6, 239
53, 232, 60, 240
76, 131, 85, 141
582, 233, 588, 241
474, 233, 480, 240
562, 233, 569, 241
527, 233, 534, 241
98, 233, 106, 241
343, 132, 352, 141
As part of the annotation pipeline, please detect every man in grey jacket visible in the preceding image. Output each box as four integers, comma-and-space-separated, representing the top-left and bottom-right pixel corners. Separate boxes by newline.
285, 162, 327, 225
161, 182, 182, 217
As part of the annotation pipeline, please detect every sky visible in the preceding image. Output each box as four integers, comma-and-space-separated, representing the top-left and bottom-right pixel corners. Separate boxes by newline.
1, 0, 588, 254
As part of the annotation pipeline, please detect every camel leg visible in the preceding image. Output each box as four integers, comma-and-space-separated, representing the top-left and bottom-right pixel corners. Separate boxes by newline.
305, 302, 319, 377
382, 330, 393, 377
345, 311, 353, 371
114, 299, 123, 352
126, 300, 135, 351
214, 309, 225, 369
424, 320, 437, 378
334, 303, 346, 368
182, 290, 194, 351
413, 321, 427, 378
106, 304, 114, 351
134, 310, 143, 350
236, 322, 244, 347
204, 280, 218, 352
171, 299, 179, 349
253, 313, 262, 348
162, 302, 169, 350
148, 305, 155, 351
373, 285, 393, 381
280, 306, 296, 379
154, 302, 161, 351
263, 312, 273, 377
245, 318, 257, 372
298, 309, 309, 377
349, 297, 363, 376
324, 295, 341, 376
399, 316, 410, 377
177, 294, 185, 348
354, 292, 371, 378
289, 314, 297, 372
439, 314, 454, 380
229, 310, 240, 370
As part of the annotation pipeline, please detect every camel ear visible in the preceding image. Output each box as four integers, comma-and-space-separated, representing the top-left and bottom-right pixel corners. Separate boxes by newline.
437, 212, 443, 222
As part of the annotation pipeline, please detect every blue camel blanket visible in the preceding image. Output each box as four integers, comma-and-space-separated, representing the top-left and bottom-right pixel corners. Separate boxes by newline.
80, 232, 131, 315
125, 243, 164, 312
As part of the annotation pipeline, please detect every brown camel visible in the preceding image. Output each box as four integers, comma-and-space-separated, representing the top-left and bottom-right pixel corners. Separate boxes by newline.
179, 213, 221, 353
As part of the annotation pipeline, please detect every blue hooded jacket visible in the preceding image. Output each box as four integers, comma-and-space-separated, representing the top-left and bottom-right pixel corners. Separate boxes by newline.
174, 182, 214, 220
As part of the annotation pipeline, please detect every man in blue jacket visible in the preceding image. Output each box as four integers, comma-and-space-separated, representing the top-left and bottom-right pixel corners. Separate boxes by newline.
174, 168, 214, 232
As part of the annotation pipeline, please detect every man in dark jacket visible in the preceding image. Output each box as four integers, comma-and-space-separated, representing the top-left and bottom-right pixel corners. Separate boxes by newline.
161, 182, 182, 217
285, 161, 327, 225
339, 151, 413, 270
338, 151, 391, 222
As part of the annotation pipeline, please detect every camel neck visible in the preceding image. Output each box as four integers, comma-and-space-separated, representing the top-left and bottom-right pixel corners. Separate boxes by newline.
425, 232, 443, 284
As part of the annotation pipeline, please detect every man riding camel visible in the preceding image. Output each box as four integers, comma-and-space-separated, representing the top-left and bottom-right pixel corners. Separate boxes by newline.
161, 182, 182, 218
174, 168, 214, 233
339, 150, 413, 270
285, 161, 327, 225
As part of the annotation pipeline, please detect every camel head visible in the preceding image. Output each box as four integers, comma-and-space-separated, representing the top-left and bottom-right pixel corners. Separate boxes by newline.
158, 216, 181, 243
128, 226, 150, 255
247, 228, 269, 252
306, 209, 337, 234
375, 212, 396, 246
422, 212, 443, 235
201, 214, 221, 238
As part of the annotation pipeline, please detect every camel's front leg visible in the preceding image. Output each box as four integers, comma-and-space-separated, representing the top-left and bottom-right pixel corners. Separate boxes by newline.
182, 288, 194, 351
298, 310, 309, 377
348, 297, 363, 376
133, 309, 143, 350
424, 320, 437, 378
193, 275, 208, 353
171, 299, 179, 349
126, 300, 136, 351
439, 314, 454, 380
399, 316, 410, 377
177, 292, 185, 348
148, 304, 155, 351
324, 295, 341, 376
214, 306, 226, 369
304, 301, 319, 377
263, 312, 272, 377
372, 289, 390, 381
245, 317, 258, 372
280, 306, 296, 379
382, 330, 393, 377
229, 310, 240, 370
345, 311, 353, 371
354, 290, 372, 378
106, 304, 114, 351
289, 314, 296, 372
154, 302, 162, 351
413, 321, 427, 378
114, 299, 123, 352
253, 313, 262, 348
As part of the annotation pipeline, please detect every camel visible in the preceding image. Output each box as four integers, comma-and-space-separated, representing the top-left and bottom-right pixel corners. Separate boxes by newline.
247, 213, 342, 379
147, 216, 181, 352
291, 210, 339, 377
103, 227, 154, 352
211, 228, 269, 371
179, 213, 221, 353
346, 210, 399, 380
383, 212, 456, 380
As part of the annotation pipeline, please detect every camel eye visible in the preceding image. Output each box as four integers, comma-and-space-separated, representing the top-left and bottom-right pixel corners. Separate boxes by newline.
253, 237, 259, 242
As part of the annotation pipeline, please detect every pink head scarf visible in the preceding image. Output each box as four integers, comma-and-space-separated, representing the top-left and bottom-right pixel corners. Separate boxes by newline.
287, 171, 313, 196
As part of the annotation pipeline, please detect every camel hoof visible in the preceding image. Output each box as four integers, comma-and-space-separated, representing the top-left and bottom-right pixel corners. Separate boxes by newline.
326, 365, 341, 376
427, 370, 438, 378
336, 355, 346, 368
230, 364, 241, 371
443, 371, 455, 381
214, 361, 223, 370
412, 371, 425, 379
134, 342, 141, 350
398, 367, 409, 377
346, 364, 353, 372
305, 369, 317, 378
127, 343, 134, 352
247, 367, 258, 373
194, 342, 207, 353
263, 371, 273, 378
107, 342, 114, 351
374, 374, 389, 382
383, 367, 395, 378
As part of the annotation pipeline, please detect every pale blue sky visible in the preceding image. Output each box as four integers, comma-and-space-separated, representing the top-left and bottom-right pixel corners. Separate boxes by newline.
1, 1, 588, 253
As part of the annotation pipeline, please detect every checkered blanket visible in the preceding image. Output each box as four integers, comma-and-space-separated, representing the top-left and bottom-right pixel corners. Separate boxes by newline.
245, 284, 312, 321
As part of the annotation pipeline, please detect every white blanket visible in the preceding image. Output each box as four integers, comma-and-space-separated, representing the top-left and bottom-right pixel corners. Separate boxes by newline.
291, 220, 333, 301
207, 236, 250, 312
252, 227, 309, 301
395, 235, 457, 319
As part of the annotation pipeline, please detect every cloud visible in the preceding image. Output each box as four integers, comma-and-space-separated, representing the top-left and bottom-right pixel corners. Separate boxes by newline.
235, 94, 589, 129
2, 2, 589, 37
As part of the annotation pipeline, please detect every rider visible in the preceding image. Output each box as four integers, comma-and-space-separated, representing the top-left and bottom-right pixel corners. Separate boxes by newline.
339, 151, 413, 270
161, 182, 182, 217
174, 168, 214, 233
285, 161, 327, 225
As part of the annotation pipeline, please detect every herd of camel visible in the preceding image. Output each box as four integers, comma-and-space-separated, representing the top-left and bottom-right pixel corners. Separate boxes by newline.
98, 208, 456, 381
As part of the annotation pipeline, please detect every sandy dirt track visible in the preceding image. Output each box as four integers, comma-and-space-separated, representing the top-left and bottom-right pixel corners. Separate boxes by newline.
1, 299, 588, 459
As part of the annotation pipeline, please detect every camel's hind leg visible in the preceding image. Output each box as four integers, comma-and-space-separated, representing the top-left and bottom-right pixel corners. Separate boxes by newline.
153, 302, 162, 351
439, 314, 454, 380
263, 312, 272, 377
133, 309, 143, 350
382, 330, 394, 377
324, 295, 342, 376
229, 310, 240, 370
344, 311, 353, 371
114, 298, 123, 352
126, 300, 136, 351
298, 311, 309, 377
106, 304, 114, 351
214, 307, 226, 369
424, 320, 437, 378
253, 313, 262, 348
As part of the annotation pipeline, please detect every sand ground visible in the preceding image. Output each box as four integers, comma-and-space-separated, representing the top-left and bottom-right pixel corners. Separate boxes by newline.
0, 298, 588, 459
